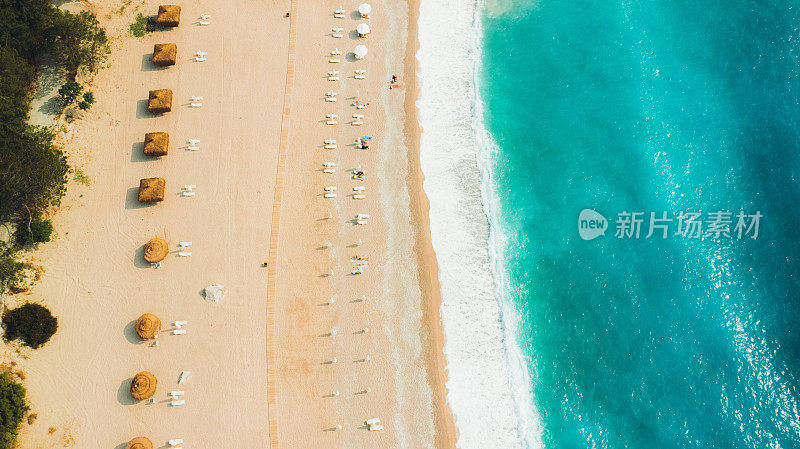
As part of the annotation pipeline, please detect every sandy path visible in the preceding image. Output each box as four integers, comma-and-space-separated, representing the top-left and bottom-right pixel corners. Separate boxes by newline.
16, 0, 289, 447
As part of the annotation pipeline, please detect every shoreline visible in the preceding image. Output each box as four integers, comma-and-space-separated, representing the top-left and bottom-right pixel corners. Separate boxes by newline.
402, 0, 460, 446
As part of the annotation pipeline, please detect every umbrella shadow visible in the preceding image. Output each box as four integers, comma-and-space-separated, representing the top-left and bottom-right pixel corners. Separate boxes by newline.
125, 187, 152, 210
133, 245, 153, 269
117, 379, 137, 405
124, 320, 147, 344
136, 99, 154, 119
130, 141, 152, 163
141, 53, 169, 72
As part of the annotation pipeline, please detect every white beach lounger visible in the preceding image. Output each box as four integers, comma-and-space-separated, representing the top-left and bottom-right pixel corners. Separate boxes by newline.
323, 162, 335, 167
352, 121, 364, 126
178, 371, 192, 384
324, 186, 337, 191
354, 194, 366, 199
199, 20, 211, 25
353, 186, 366, 191
331, 49, 343, 55
328, 76, 340, 81
334, 13, 345, 18
356, 104, 367, 109
324, 145, 337, 149
191, 96, 204, 102
170, 391, 185, 397
184, 184, 197, 190
358, 214, 370, 219
200, 13, 211, 19
332, 33, 343, 38
357, 220, 368, 225
328, 70, 339, 76
325, 97, 337, 102
353, 114, 365, 119
178, 251, 191, 257
190, 102, 203, 108
178, 241, 192, 247
326, 91, 338, 96
170, 399, 186, 406
355, 69, 367, 74
329, 58, 341, 63
174, 320, 188, 327
195, 57, 207, 62
326, 113, 338, 119
188, 139, 200, 145
172, 329, 187, 335
354, 75, 366, 80
324, 193, 337, 198
326, 120, 339, 125
169, 439, 184, 447
323, 168, 335, 174
181, 191, 196, 197
325, 139, 336, 144
196, 50, 208, 57
187, 146, 200, 151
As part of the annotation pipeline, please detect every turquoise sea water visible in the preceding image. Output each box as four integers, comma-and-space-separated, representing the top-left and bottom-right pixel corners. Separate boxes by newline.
480, 1, 800, 447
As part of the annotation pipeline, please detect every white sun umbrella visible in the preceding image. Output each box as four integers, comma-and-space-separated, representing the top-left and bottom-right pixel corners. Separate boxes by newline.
354, 45, 368, 59
357, 23, 370, 36
358, 3, 372, 17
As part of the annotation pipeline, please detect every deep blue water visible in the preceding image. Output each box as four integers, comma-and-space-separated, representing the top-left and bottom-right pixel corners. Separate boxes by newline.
480, 1, 800, 447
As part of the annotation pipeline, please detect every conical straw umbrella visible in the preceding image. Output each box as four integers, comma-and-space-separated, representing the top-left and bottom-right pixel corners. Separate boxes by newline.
143, 238, 169, 263
130, 371, 157, 400
135, 313, 161, 340
126, 437, 153, 449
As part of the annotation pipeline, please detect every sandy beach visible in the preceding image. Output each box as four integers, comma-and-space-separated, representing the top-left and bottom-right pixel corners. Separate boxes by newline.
9, 0, 457, 448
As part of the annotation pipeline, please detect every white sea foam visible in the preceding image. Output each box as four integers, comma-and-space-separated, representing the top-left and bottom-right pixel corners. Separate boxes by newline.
416, 0, 531, 447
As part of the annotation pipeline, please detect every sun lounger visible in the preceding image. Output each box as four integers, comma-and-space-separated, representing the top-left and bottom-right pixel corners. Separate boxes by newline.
195, 57, 207, 62
328, 70, 339, 76
200, 13, 211, 20
178, 371, 192, 384
353, 114, 364, 119
174, 320, 188, 327
354, 194, 366, 199
358, 214, 370, 219
354, 75, 366, 79
325, 139, 336, 144
334, 14, 345, 18
331, 49, 343, 55
329, 58, 341, 63
326, 91, 338, 96
323, 162, 335, 167
332, 33, 343, 38
352, 121, 364, 126
179, 241, 192, 247
196, 50, 208, 57
323, 168, 335, 174
170, 391, 185, 397
199, 20, 211, 25
355, 69, 367, 74
325, 145, 337, 149
187, 146, 200, 151
184, 185, 197, 190
328, 76, 340, 81
357, 220, 368, 225
353, 186, 365, 191
324, 193, 337, 198
188, 139, 200, 145
326, 120, 339, 125
169, 438, 184, 447
178, 251, 191, 257
190, 102, 203, 108
170, 399, 185, 406
182, 191, 196, 197
172, 329, 187, 335
332, 26, 343, 32
325, 97, 337, 102
324, 186, 337, 191
191, 96, 203, 102
326, 113, 338, 119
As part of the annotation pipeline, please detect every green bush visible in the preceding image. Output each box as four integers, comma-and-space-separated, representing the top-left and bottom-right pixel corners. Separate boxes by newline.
77, 91, 95, 110
0, 373, 28, 449
18, 219, 53, 245
0, 244, 28, 294
2, 303, 58, 349
129, 13, 150, 38
57, 81, 83, 106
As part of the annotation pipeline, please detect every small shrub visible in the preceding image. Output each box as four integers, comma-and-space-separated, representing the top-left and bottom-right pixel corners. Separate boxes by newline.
57, 81, 83, 106
2, 303, 58, 349
77, 91, 95, 110
129, 13, 150, 37
0, 373, 28, 449
18, 220, 54, 245
72, 168, 91, 186
0, 244, 28, 294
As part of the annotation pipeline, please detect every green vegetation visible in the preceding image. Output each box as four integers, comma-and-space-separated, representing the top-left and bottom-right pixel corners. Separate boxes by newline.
0, 373, 28, 449
129, 13, 151, 37
57, 81, 83, 106
2, 303, 58, 349
0, 0, 109, 233
0, 244, 29, 294
78, 91, 95, 110
72, 167, 91, 186
17, 219, 54, 245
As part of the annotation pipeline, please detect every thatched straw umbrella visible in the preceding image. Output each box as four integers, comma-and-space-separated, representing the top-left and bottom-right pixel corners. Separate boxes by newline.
156, 5, 181, 26
143, 238, 168, 263
135, 313, 161, 339
152, 43, 177, 66
138, 178, 165, 203
130, 371, 157, 400
147, 89, 173, 113
143, 132, 169, 157
125, 437, 153, 449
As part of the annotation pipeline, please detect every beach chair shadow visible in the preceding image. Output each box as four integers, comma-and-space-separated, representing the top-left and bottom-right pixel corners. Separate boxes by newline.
125, 187, 151, 210
117, 379, 137, 405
